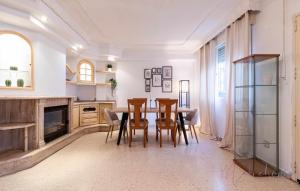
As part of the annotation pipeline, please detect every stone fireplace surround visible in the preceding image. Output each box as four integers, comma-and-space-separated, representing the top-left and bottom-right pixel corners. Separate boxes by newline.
0, 96, 107, 176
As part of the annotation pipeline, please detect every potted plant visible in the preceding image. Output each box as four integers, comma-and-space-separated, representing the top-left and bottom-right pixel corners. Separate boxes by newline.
106, 63, 113, 72
9, 66, 18, 71
17, 79, 24, 87
5, 79, 11, 87
109, 78, 117, 95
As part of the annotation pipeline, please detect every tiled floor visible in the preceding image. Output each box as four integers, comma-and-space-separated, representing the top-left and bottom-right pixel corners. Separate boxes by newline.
0, 129, 299, 191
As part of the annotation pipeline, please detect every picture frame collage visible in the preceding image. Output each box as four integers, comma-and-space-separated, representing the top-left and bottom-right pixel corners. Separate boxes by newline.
144, 66, 172, 93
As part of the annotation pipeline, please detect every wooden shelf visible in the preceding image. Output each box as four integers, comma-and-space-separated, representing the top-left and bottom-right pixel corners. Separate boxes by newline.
0, 123, 35, 130
66, 64, 76, 75
96, 70, 116, 74
66, 81, 110, 87
66, 81, 95, 86
96, 83, 111, 86
66, 81, 78, 85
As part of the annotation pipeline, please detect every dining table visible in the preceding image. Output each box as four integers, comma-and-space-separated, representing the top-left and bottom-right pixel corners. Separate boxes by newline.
112, 107, 194, 145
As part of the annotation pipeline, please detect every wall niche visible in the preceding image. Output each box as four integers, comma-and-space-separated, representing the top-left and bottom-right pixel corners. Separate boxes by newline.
0, 31, 33, 89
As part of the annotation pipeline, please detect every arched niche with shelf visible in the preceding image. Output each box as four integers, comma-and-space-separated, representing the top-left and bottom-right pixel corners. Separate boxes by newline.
0, 31, 34, 89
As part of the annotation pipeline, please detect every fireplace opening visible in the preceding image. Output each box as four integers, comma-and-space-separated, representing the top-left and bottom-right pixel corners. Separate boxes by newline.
44, 105, 68, 143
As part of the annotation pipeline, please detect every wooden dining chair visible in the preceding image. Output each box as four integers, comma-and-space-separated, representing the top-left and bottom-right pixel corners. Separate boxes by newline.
156, 99, 178, 147
128, 98, 148, 147
155, 98, 170, 140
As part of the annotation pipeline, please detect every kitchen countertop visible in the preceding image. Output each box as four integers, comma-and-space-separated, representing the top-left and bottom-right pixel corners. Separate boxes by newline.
0, 96, 75, 100
73, 100, 116, 105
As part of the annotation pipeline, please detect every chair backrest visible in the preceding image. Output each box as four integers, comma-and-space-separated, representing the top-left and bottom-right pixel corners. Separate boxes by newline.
128, 98, 147, 127
185, 109, 198, 125
155, 98, 169, 118
157, 99, 178, 128
104, 108, 113, 126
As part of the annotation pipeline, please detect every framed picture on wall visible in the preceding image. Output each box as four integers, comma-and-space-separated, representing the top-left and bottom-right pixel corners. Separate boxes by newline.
145, 79, 151, 86
152, 68, 156, 74
162, 66, 172, 79
152, 74, 162, 87
145, 85, 151, 92
156, 68, 162, 74
162, 79, 172, 93
144, 69, 152, 79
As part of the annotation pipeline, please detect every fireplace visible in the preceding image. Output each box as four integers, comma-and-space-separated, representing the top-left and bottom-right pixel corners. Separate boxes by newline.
44, 105, 68, 143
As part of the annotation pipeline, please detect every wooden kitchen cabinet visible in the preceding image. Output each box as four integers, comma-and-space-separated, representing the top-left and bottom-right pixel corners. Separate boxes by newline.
72, 105, 80, 130
80, 104, 99, 126
99, 103, 114, 124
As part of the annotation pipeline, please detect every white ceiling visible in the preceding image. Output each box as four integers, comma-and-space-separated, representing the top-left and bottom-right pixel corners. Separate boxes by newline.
0, 0, 252, 56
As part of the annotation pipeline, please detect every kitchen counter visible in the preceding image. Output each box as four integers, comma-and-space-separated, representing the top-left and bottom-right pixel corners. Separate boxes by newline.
73, 100, 116, 105
0, 96, 75, 100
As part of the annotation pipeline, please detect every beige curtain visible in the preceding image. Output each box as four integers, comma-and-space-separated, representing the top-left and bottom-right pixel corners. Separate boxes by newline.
219, 12, 252, 149
199, 11, 253, 147
199, 40, 217, 138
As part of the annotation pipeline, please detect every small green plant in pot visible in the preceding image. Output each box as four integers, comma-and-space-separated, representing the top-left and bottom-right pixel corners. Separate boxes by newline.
17, 79, 24, 87
106, 64, 113, 72
5, 79, 11, 87
109, 78, 117, 96
9, 66, 18, 71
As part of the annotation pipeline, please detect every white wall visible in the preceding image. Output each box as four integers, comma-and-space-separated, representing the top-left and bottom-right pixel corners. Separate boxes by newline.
0, 23, 67, 96
252, 0, 300, 175
116, 51, 200, 125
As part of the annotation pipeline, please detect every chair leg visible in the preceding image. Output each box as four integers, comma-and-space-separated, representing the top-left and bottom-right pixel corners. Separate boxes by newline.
177, 127, 181, 143
160, 129, 162, 147
129, 128, 132, 147
156, 125, 158, 141
192, 125, 199, 143
111, 125, 114, 138
189, 125, 193, 139
105, 125, 112, 143
174, 127, 177, 147
134, 129, 135, 135
144, 129, 146, 148
123, 126, 126, 144
167, 129, 169, 136
146, 127, 148, 143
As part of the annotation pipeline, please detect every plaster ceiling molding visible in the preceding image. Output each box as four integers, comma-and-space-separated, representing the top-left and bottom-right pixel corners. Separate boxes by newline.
191, 0, 258, 51
42, 0, 108, 44
0, 0, 88, 49
50, 0, 240, 52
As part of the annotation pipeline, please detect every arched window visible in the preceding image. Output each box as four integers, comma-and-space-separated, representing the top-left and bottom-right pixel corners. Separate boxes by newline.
0, 31, 33, 89
77, 59, 94, 83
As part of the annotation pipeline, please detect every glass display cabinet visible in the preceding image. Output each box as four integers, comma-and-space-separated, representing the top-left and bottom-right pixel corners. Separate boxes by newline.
233, 54, 279, 176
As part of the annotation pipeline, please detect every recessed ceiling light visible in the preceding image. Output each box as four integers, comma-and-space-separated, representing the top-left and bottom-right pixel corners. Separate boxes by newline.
76, 44, 83, 49
107, 55, 116, 62
40, 16, 48, 23
72, 45, 78, 51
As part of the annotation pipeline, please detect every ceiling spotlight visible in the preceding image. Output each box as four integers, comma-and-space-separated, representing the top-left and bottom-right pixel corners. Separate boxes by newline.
30, 16, 46, 29
76, 44, 83, 49
107, 55, 116, 62
72, 45, 78, 51
40, 15, 48, 23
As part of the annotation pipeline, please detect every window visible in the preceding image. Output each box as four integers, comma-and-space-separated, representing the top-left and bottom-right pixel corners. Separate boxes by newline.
0, 31, 33, 89
77, 60, 94, 83
216, 44, 226, 97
